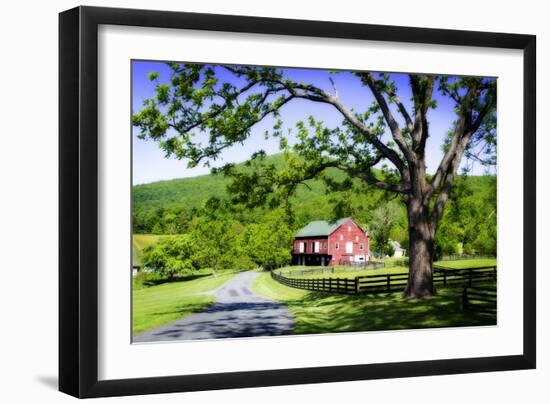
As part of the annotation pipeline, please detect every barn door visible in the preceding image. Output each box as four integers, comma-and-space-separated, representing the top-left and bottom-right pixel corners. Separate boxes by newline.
345, 241, 353, 253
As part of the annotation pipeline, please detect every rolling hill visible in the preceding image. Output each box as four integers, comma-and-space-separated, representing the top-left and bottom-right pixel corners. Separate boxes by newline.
132, 153, 496, 238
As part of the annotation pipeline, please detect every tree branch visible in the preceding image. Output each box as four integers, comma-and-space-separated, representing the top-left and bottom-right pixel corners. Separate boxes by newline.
189, 94, 296, 165
394, 95, 414, 132
175, 79, 261, 134
220, 67, 410, 184
430, 133, 470, 234
284, 156, 408, 195
290, 88, 407, 177
429, 82, 493, 197
338, 164, 409, 193
360, 72, 417, 165
429, 83, 495, 231
409, 75, 435, 152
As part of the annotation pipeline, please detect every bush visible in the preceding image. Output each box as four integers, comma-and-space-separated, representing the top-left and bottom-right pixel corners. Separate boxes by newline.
142, 235, 196, 279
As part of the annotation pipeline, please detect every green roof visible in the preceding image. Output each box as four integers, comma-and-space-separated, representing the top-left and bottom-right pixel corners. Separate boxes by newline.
295, 217, 353, 238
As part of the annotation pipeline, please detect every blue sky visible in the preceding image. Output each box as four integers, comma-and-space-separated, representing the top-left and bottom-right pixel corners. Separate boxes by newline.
132, 60, 495, 185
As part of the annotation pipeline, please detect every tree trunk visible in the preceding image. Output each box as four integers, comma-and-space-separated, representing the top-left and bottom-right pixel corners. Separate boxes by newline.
403, 198, 435, 298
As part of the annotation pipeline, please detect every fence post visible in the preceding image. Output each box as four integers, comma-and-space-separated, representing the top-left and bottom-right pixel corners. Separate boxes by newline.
469, 269, 473, 287
329, 278, 332, 293
354, 277, 360, 294
462, 285, 468, 311
443, 270, 447, 287
493, 267, 497, 282
386, 275, 390, 292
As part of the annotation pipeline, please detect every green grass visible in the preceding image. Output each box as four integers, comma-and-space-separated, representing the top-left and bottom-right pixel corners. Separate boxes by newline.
380, 256, 409, 265
252, 271, 495, 335
435, 258, 497, 269
277, 265, 408, 279
132, 272, 235, 335
132, 234, 166, 266
277, 258, 497, 281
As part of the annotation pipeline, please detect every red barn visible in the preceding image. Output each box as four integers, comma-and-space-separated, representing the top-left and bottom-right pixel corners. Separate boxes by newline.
291, 218, 369, 266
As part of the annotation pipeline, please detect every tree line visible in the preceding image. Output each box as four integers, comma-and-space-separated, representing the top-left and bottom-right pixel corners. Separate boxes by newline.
136, 173, 496, 280
140, 207, 294, 279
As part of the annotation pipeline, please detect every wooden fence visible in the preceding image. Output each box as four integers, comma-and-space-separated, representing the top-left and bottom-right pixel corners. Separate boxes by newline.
434, 265, 497, 288
462, 285, 497, 315
271, 265, 496, 295
271, 271, 358, 294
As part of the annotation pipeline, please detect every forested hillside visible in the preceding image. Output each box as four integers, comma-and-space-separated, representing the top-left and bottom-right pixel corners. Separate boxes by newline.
133, 153, 496, 256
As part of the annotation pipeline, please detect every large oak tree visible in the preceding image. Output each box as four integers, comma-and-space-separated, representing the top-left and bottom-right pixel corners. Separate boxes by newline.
133, 63, 496, 298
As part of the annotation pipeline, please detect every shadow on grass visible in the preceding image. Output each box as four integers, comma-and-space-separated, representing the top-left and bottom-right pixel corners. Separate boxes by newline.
136, 272, 213, 288
151, 299, 214, 317
284, 286, 496, 335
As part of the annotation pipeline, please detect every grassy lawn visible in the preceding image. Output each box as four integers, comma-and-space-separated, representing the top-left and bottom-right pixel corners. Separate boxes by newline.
132, 272, 235, 335
379, 256, 409, 266
278, 265, 408, 279
252, 271, 495, 335
277, 257, 497, 281
435, 258, 497, 269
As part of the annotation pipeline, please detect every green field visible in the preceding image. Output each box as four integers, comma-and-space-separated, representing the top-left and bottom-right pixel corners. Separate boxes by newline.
252, 271, 495, 335
132, 272, 235, 335
380, 256, 409, 265
278, 265, 409, 279
132, 257, 497, 336
435, 258, 497, 269
278, 257, 497, 280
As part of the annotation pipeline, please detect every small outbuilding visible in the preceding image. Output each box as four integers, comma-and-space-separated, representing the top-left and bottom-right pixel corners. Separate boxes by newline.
390, 240, 406, 258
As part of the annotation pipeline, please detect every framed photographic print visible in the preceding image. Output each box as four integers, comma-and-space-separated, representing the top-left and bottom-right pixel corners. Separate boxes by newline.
59, 6, 536, 398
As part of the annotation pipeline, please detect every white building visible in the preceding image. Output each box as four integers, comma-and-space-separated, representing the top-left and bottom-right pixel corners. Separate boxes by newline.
390, 240, 406, 258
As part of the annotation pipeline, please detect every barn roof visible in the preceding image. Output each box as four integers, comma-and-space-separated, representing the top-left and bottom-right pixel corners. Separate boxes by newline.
295, 217, 353, 237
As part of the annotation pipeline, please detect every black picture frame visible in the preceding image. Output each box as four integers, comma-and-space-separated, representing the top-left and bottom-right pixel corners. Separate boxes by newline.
59, 5, 536, 398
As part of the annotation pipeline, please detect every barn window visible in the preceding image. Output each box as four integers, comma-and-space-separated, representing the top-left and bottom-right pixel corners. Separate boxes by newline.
323, 242, 327, 249
348, 226, 351, 231
314, 242, 320, 253
335, 242, 339, 249
299, 242, 305, 253
360, 244, 364, 250
355, 236, 359, 242
340, 235, 343, 241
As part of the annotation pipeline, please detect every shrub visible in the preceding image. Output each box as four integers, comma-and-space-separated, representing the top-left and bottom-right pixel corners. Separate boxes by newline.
142, 235, 196, 279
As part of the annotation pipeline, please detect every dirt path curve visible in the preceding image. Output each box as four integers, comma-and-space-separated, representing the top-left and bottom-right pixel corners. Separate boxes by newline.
133, 271, 294, 342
